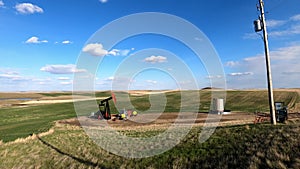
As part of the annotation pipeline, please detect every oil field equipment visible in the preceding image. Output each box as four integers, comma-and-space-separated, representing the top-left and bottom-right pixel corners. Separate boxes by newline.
254, 102, 288, 124
96, 96, 113, 120
115, 109, 138, 120
275, 102, 288, 123
90, 93, 138, 121
210, 98, 224, 114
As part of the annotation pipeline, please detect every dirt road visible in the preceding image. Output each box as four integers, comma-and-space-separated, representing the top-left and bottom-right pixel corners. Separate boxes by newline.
60, 112, 257, 130
59, 111, 300, 131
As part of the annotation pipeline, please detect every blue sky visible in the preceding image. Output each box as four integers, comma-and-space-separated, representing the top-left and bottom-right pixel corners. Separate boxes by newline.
1, 0, 300, 91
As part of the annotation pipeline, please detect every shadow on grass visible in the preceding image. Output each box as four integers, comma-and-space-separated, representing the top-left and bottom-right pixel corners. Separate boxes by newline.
37, 136, 102, 168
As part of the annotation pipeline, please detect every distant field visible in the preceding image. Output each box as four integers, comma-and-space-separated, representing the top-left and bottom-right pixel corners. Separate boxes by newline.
128, 89, 300, 113
0, 89, 300, 143
225, 90, 300, 112
1, 89, 300, 168
1, 89, 299, 111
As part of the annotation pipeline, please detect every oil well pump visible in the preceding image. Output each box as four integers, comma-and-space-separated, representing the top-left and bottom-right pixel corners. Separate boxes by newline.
91, 93, 116, 120
90, 93, 137, 120
97, 96, 113, 120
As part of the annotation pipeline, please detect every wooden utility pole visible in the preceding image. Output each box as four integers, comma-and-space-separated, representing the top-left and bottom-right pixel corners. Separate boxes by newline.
258, 0, 276, 125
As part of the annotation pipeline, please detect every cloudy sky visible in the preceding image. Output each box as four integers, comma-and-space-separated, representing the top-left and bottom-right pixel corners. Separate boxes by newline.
1, 0, 300, 91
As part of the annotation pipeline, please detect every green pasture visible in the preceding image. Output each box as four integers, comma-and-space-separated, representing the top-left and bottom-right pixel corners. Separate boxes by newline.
0, 90, 300, 168
0, 102, 76, 142
0, 90, 299, 143
1, 120, 299, 168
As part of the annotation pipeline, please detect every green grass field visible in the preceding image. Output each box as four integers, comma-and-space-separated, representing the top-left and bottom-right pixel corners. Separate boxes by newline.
1, 120, 299, 168
0, 102, 76, 142
1, 90, 299, 143
0, 90, 300, 168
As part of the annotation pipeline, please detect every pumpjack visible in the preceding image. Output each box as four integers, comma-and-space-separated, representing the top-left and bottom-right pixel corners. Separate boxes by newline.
90, 93, 138, 120
94, 96, 113, 120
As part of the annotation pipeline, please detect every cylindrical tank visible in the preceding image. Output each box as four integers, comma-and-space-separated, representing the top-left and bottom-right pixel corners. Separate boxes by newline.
212, 98, 224, 114
254, 19, 262, 32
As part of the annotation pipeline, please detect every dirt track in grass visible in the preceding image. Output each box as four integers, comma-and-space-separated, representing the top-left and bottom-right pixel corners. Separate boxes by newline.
59, 112, 300, 131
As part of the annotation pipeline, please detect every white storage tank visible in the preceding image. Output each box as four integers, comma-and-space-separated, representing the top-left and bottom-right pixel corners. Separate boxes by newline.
211, 98, 224, 114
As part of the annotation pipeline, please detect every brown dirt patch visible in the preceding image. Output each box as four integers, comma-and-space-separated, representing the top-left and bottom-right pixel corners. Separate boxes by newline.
58, 112, 260, 130
0, 94, 107, 108
59, 112, 300, 131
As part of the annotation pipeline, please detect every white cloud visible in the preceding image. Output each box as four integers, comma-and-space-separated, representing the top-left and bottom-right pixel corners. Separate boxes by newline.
38, 82, 46, 85
62, 40, 72, 44
245, 13, 300, 39
0, 69, 76, 91
290, 14, 300, 21
244, 19, 287, 39
32, 78, 52, 82
266, 19, 286, 28
82, 43, 130, 57
25, 36, 48, 44
108, 49, 118, 56
60, 81, 72, 85
57, 77, 70, 80
32, 78, 52, 86
206, 75, 223, 79
226, 44, 300, 88
0, 70, 19, 75
0, 74, 21, 80
0, 69, 24, 81
244, 25, 300, 39
108, 49, 130, 56
244, 55, 264, 62
267, 13, 300, 37
146, 80, 157, 84
269, 24, 300, 37
82, 43, 108, 57
40, 64, 87, 74
99, 0, 108, 3
225, 61, 240, 67
0, 71, 31, 82
144, 55, 167, 63
106, 76, 114, 81
269, 44, 300, 60
15, 3, 43, 14
0, 1, 4, 7
228, 72, 253, 76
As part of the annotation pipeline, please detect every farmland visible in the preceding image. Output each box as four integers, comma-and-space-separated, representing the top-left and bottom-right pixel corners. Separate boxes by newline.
0, 89, 300, 168
1, 118, 300, 168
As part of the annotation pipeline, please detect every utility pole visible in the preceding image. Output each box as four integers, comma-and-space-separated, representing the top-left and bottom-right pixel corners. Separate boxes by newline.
255, 0, 276, 125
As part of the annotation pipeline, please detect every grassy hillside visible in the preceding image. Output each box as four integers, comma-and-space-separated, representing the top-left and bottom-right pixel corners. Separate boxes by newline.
224, 90, 299, 112
127, 90, 300, 113
0, 102, 76, 142
1, 90, 300, 143
1, 120, 299, 168
1, 90, 300, 168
